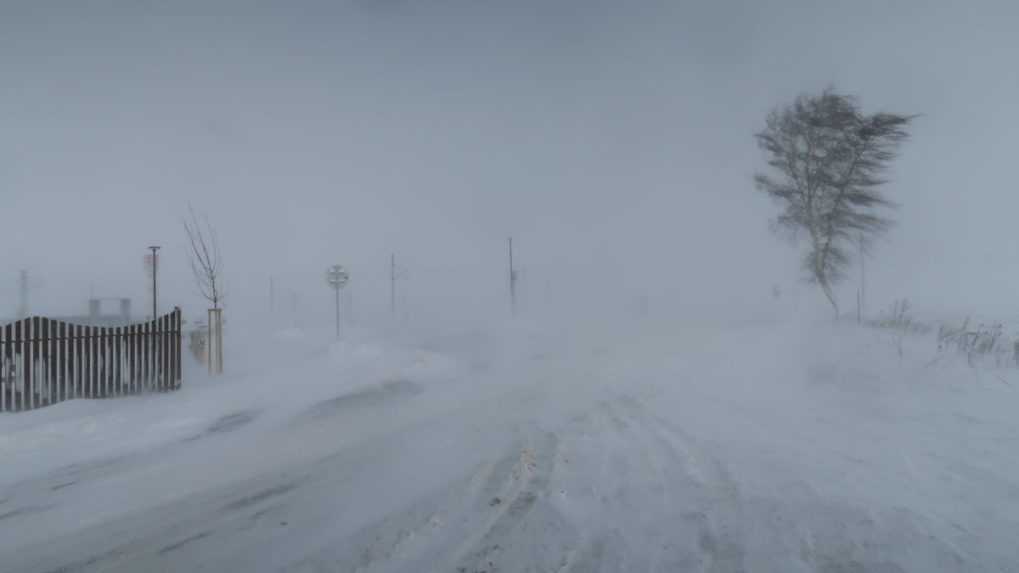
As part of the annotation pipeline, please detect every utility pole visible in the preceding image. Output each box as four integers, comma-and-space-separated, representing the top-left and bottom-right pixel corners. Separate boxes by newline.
346, 283, 353, 325
269, 276, 275, 314
148, 246, 161, 320
389, 254, 407, 320
17, 270, 28, 319
857, 232, 865, 324
16, 270, 45, 319
508, 237, 517, 317
390, 253, 396, 316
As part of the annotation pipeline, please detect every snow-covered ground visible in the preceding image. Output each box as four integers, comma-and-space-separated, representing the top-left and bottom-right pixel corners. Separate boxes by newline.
1, 316, 1017, 572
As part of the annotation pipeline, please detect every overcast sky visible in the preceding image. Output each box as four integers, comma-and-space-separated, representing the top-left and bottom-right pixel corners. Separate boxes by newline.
2, 1, 1018, 323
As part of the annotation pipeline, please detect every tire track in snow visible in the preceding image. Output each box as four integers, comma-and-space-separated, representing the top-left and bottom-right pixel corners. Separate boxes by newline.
449, 430, 565, 573
548, 408, 619, 573
333, 451, 526, 572
282, 429, 570, 573
615, 394, 748, 573
594, 399, 674, 572
548, 397, 708, 572
2, 408, 262, 509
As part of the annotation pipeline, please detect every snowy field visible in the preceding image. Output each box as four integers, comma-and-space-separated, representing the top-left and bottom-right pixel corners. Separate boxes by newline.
1, 316, 1017, 572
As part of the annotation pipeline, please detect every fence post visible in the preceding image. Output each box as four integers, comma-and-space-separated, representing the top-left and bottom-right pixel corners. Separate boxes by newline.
174, 308, 182, 388
1, 324, 5, 413
160, 313, 168, 390
128, 323, 136, 394
44, 318, 51, 405
100, 326, 108, 398
59, 321, 67, 402
90, 324, 99, 399
0, 312, 183, 412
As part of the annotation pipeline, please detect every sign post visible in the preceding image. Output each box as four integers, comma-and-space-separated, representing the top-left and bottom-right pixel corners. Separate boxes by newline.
325, 264, 350, 339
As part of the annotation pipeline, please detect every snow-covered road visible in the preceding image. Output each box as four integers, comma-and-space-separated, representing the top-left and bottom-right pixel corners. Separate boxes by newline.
1, 320, 1017, 572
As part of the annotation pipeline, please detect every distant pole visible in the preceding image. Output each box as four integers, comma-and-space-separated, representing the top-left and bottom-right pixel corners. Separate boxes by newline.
390, 253, 396, 316
17, 270, 28, 319
269, 276, 275, 314
508, 237, 517, 317
325, 264, 350, 339
857, 232, 865, 324
148, 246, 161, 320
17, 269, 27, 318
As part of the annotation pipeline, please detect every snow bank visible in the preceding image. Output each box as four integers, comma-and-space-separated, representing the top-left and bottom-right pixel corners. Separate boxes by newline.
2, 317, 1017, 571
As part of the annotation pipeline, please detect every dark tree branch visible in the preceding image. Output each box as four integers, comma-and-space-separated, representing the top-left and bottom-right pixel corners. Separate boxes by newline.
754, 88, 913, 317
183, 204, 224, 309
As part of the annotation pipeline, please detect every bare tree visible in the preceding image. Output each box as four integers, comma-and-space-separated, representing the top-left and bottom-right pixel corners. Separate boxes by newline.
183, 204, 224, 309
754, 88, 914, 317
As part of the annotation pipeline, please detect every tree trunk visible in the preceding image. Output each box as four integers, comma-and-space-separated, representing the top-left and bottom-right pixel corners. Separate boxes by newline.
820, 279, 839, 319
810, 239, 839, 319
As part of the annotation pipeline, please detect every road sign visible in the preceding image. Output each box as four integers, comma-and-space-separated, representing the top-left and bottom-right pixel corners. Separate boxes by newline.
325, 265, 350, 290
326, 264, 349, 339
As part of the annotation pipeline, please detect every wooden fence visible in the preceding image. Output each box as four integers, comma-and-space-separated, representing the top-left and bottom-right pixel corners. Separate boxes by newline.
0, 308, 182, 413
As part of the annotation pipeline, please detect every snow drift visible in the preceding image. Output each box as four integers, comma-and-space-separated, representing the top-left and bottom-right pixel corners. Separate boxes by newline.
1, 317, 1017, 572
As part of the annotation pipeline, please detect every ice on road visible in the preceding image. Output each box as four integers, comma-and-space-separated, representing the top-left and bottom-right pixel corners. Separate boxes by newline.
1, 320, 1017, 572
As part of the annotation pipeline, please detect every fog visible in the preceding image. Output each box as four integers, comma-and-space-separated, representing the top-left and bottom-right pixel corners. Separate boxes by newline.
4, 1, 1016, 325
6, 3, 1019, 571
